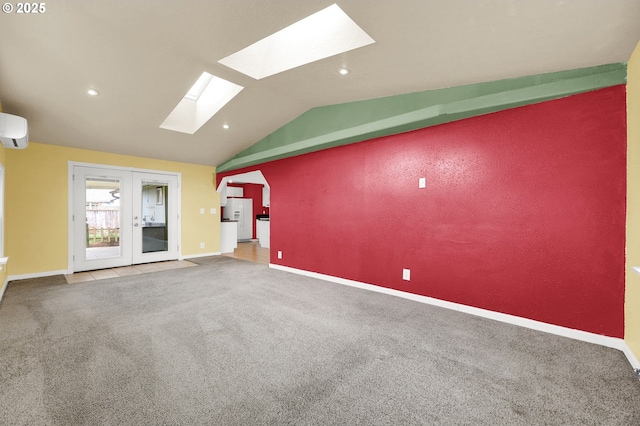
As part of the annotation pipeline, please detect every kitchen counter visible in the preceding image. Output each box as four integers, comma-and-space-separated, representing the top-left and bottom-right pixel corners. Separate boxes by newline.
143, 222, 166, 227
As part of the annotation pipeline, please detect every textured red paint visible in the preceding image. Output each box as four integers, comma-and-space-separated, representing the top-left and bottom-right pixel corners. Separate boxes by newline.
218, 86, 627, 337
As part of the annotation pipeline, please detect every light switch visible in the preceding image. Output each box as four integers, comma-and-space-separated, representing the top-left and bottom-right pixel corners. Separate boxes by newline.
419, 177, 426, 188
200, 208, 205, 214
210, 208, 216, 214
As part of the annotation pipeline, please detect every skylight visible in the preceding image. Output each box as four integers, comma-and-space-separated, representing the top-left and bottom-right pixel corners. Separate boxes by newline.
160, 72, 243, 135
184, 72, 214, 101
218, 3, 375, 80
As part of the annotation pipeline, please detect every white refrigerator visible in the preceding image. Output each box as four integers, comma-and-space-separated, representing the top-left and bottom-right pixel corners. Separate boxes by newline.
223, 198, 253, 242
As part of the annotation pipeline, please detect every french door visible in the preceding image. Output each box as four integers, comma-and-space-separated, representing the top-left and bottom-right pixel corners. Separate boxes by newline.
72, 165, 179, 272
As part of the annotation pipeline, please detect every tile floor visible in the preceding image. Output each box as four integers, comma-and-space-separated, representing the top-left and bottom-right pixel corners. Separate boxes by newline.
64, 260, 198, 284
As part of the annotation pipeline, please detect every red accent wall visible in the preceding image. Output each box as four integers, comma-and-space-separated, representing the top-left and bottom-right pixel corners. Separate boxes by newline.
218, 86, 627, 337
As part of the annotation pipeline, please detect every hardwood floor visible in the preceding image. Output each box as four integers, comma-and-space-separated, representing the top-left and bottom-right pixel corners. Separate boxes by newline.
223, 241, 270, 265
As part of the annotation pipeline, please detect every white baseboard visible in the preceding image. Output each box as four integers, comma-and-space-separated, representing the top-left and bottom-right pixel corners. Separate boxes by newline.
181, 252, 221, 260
0, 277, 9, 304
622, 342, 640, 370
8, 269, 69, 282
270, 263, 639, 371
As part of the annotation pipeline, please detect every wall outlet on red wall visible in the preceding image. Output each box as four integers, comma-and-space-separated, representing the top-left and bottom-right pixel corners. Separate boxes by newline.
403, 269, 411, 281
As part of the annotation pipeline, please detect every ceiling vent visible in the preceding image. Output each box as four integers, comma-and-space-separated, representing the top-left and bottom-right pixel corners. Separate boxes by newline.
0, 112, 28, 149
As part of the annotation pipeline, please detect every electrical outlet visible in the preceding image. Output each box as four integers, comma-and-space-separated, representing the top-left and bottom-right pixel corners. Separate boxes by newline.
419, 177, 426, 188
278, 250, 282, 259
402, 268, 411, 281
210, 208, 216, 214
200, 242, 205, 249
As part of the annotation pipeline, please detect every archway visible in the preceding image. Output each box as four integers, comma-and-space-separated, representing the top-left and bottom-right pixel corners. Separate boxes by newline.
216, 170, 270, 264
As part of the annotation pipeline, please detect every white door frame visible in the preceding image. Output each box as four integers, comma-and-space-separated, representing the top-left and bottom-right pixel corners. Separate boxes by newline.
71, 165, 133, 272
67, 161, 182, 274
131, 171, 179, 265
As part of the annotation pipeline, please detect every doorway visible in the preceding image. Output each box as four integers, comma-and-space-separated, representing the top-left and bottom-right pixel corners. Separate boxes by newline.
217, 170, 270, 265
70, 164, 180, 272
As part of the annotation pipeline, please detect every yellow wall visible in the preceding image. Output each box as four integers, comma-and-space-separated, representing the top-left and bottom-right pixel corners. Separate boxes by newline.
5, 142, 219, 276
0, 100, 6, 286
626, 41, 640, 360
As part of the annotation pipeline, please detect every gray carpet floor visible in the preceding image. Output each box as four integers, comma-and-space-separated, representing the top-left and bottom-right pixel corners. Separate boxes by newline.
1, 256, 640, 425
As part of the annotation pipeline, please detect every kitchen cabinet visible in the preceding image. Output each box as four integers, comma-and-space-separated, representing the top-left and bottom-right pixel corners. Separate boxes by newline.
256, 219, 270, 248
227, 186, 243, 197
142, 225, 167, 253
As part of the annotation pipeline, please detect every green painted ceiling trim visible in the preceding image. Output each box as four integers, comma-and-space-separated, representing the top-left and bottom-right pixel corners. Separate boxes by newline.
217, 63, 626, 173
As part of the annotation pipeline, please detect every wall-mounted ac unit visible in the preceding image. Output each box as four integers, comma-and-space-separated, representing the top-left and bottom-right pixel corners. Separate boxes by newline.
0, 112, 28, 149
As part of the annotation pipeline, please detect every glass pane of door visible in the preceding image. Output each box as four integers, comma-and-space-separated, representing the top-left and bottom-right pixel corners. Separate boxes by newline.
85, 177, 121, 259
132, 172, 178, 265
73, 165, 132, 272
141, 183, 168, 253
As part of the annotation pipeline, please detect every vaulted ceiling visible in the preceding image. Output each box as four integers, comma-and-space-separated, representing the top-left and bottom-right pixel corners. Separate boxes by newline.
1, 0, 639, 167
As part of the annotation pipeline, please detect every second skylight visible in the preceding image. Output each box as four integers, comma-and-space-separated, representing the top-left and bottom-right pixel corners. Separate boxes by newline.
218, 3, 375, 80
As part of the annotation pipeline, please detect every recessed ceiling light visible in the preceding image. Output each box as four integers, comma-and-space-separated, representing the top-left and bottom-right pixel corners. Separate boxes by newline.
160, 72, 244, 135
86, 88, 99, 96
223, 124, 230, 129
339, 68, 350, 75
218, 4, 375, 79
